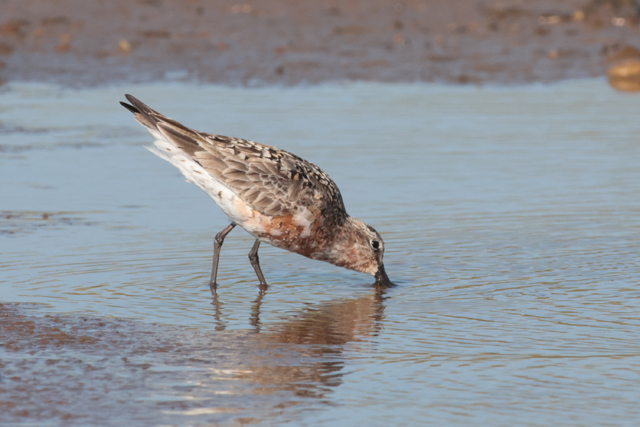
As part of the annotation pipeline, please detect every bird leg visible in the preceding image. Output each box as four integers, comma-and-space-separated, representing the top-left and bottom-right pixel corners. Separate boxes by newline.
248, 239, 268, 288
209, 222, 236, 291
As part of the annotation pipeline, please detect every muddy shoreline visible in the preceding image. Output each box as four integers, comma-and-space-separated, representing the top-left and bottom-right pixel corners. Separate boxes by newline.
2, 0, 640, 87
0, 293, 386, 425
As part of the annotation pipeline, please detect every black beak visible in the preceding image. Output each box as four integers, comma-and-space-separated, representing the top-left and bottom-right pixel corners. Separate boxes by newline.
374, 264, 395, 287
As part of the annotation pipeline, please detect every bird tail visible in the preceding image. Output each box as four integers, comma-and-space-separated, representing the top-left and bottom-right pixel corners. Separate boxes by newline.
120, 95, 195, 136
120, 94, 208, 160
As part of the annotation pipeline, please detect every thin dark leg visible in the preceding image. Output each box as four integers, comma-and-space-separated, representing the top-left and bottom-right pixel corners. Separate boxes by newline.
209, 222, 236, 291
248, 239, 268, 288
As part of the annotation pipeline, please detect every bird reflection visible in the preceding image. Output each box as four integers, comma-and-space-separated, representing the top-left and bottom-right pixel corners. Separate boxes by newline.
249, 286, 267, 332
208, 285, 390, 400
210, 289, 226, 331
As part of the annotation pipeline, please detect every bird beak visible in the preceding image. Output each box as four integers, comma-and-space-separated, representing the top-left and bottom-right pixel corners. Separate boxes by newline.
374, 264, 395, 287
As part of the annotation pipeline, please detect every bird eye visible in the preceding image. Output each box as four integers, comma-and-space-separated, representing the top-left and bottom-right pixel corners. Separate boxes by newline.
371, 240, 380, 250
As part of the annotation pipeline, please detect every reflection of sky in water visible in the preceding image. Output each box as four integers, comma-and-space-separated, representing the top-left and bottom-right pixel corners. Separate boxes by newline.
1, 80, 640, 425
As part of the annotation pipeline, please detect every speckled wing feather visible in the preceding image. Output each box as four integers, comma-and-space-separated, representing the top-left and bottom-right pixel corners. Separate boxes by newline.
122, 95, 348, 228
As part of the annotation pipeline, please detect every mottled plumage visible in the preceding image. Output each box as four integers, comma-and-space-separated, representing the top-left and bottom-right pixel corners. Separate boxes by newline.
121, 95, 393, 288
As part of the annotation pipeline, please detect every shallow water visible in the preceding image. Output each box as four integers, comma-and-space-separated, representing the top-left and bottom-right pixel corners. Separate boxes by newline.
1, 80, 640, 426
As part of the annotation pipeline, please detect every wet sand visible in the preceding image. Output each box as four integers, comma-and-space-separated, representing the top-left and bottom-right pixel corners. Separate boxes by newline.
1, 0, 640, 86
0, 293, 386, 425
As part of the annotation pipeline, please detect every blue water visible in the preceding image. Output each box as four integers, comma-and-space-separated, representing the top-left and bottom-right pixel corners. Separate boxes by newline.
1, 80, 640, 426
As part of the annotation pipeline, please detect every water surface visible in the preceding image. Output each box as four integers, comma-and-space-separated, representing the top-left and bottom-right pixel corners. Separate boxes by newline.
1, 80, 640, 426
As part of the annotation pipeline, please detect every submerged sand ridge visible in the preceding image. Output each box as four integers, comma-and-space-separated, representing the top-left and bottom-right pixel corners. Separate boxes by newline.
0, 293, 387, 426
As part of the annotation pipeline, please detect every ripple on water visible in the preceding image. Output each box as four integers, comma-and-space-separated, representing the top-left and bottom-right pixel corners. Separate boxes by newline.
1, 80, 640, 426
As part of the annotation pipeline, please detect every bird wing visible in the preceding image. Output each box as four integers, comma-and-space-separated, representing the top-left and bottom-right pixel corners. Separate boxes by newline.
121, 95, 347, 225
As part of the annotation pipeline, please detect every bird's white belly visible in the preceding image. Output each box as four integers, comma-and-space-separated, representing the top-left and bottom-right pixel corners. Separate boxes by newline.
148, 135, 270, 236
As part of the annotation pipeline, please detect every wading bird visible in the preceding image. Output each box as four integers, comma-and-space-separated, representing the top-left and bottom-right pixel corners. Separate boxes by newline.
121, 95, 393, 290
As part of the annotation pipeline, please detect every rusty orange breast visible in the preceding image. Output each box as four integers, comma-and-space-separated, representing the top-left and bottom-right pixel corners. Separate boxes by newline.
256, 213, 328, 258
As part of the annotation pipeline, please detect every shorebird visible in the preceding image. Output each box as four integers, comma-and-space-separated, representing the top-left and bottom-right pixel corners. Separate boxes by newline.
120, 95, 393, 289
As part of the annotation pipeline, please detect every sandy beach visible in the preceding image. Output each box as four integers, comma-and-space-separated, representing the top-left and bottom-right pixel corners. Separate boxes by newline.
1, 0, 640, 86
